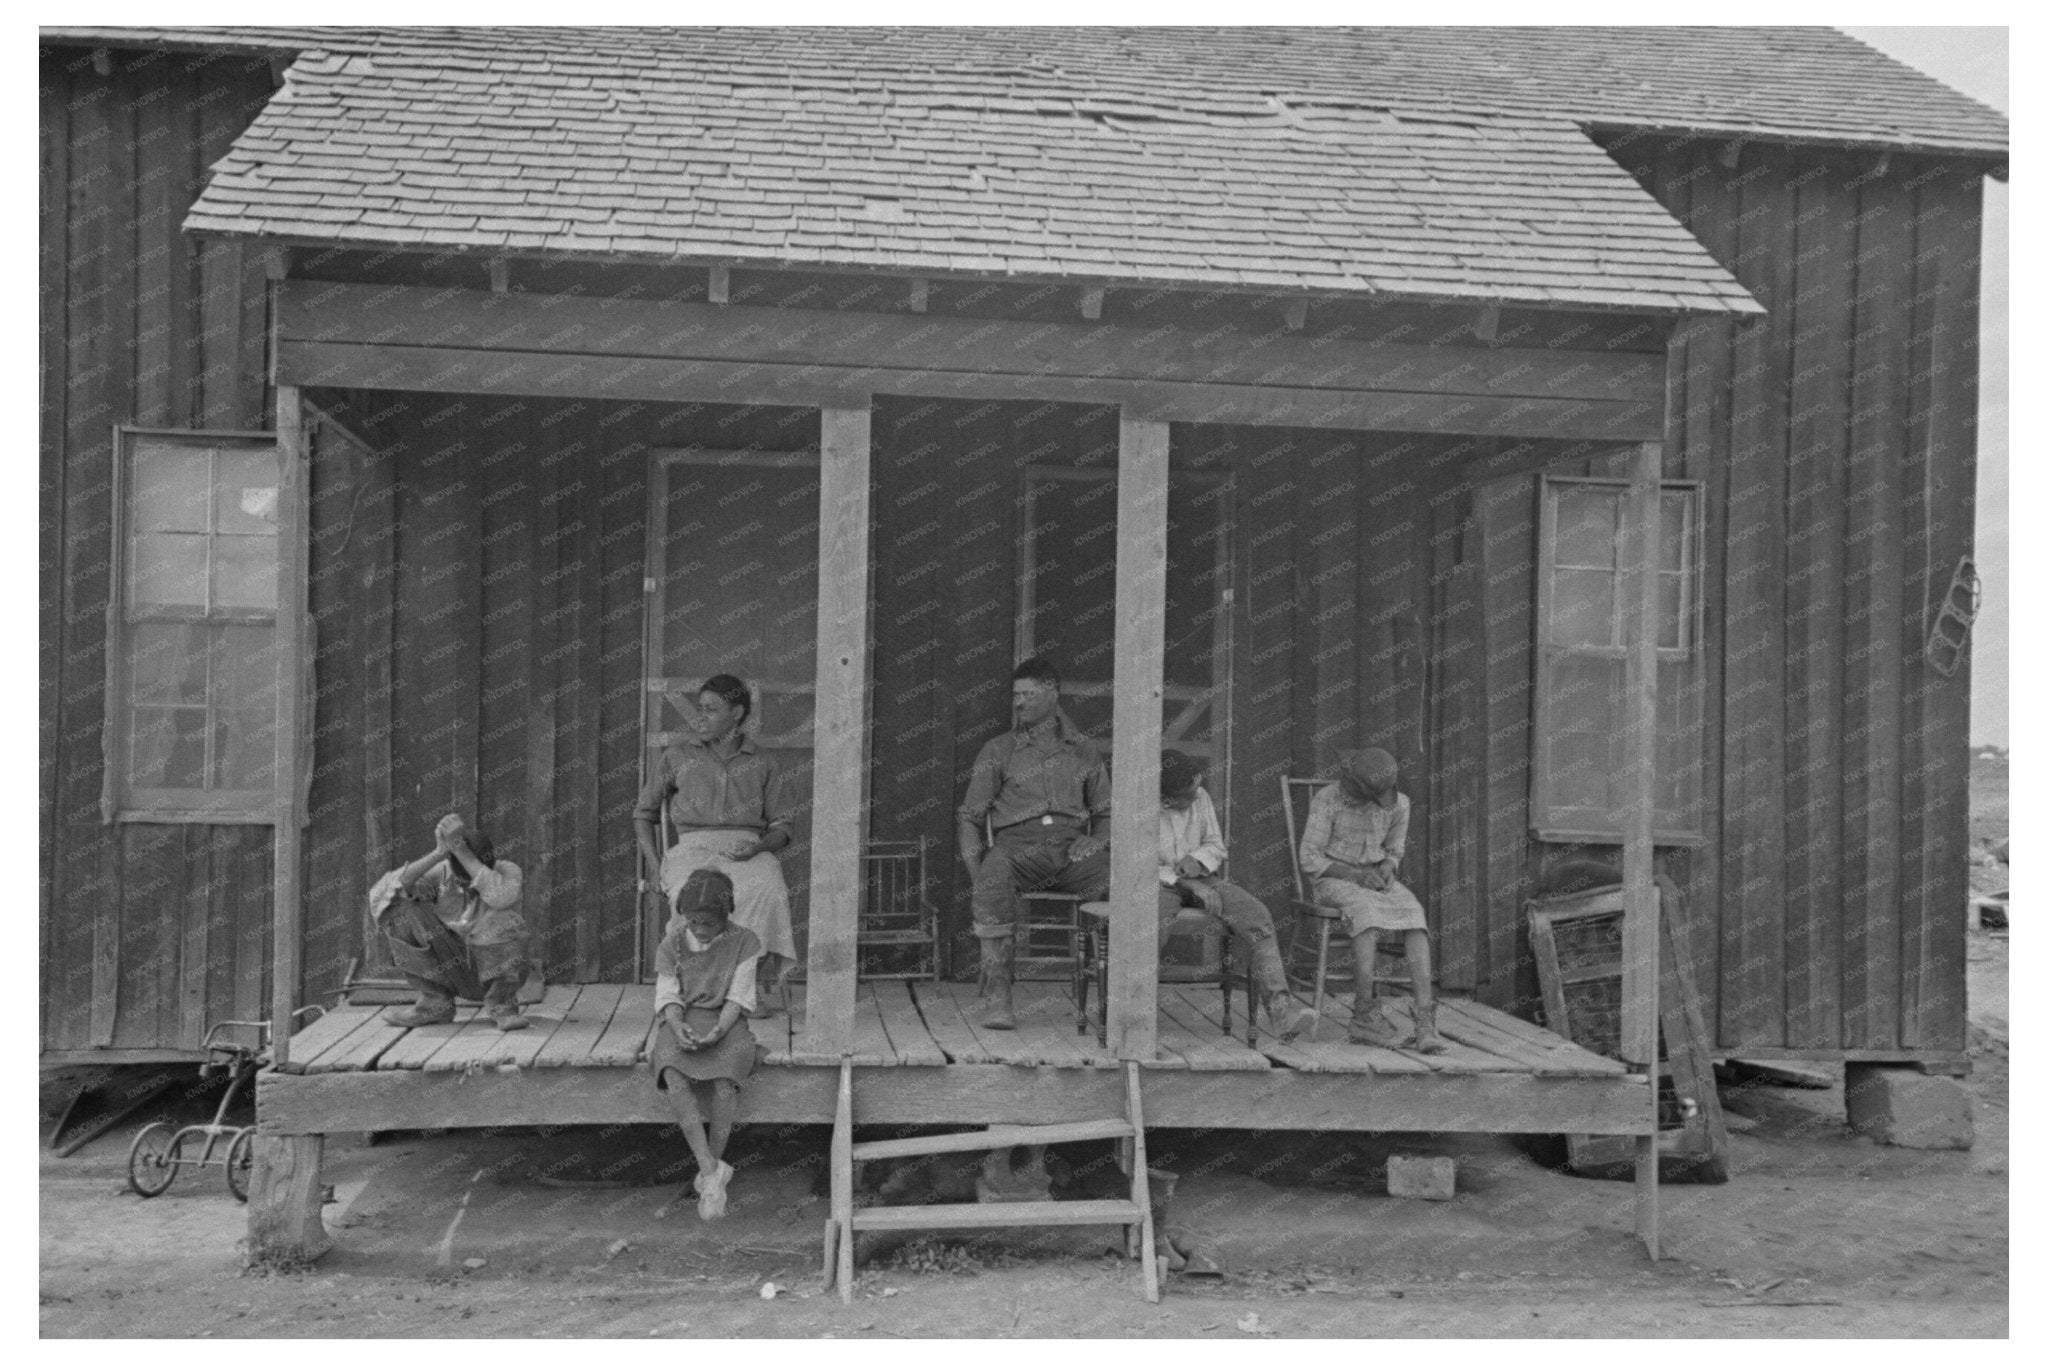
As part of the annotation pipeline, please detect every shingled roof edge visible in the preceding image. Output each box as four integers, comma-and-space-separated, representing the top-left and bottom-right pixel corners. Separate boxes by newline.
40, 24, 2008, 159
176, 223, 1767, 318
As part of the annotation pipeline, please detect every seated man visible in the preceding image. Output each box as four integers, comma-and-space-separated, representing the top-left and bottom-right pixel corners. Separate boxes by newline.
1299, 748, 1447, 1053
372, 813, 533, 1031
956, 656, 1110, 1030
1156, 750, 1318, 1040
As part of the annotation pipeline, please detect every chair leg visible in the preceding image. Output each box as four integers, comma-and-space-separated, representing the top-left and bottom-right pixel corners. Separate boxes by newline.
1074, 927, 1091, 1036
1219, 932, 1234, 1041
1311, 919, 1332, 1021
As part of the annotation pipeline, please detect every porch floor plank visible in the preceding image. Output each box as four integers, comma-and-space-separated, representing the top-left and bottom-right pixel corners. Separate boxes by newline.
1208, 989, 1432, 1075
907, 981, 996, 1065
464, 985, 579, 1072
942, 982, 1100, 1069
420, 1010, 520, 1073
309, 1008, 408, 1074
872, 980, 948, 1067
283, 1006, 379, 1073
377, 1007, 495, 1071
1433, 999, 1622, 1076
531, 984, 615, 1069
583, 985, 656, 1067
1154, 987, 1267, 1072
1439, 999, 1627, 1073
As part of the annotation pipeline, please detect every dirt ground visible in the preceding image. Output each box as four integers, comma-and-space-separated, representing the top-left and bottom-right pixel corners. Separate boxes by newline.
40, 769, 2011, 1338
37, 937, 2008, 1339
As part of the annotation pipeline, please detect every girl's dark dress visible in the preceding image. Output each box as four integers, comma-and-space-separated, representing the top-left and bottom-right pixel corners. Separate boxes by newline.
648, 921, 765, 1088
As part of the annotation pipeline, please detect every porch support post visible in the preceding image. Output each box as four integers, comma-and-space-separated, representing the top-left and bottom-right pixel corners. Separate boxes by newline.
1107, 411, 1169, 1059
270, 383, 309, 1067
1620, 438, 1663, 1259
805, 404, 874, 1048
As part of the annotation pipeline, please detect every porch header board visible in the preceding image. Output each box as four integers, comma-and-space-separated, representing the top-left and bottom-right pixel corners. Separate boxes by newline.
275, 281, 1666, 442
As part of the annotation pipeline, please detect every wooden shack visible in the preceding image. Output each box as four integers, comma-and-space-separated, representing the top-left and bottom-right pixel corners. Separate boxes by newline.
38, 27, 2004, 1266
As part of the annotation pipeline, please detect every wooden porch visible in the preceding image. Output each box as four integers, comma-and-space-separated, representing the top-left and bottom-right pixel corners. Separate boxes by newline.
257, 982, 1646, 1137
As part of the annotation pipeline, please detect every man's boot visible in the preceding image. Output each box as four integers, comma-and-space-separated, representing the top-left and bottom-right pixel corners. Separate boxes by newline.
1409, 999, 1449, 1055
1249, 938, 1317, 1042
977, 934, 1017, 1031
385, 977, 457, 1028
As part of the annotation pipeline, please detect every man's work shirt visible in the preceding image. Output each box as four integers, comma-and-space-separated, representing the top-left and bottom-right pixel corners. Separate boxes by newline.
634, 732, 795, 837
1159, 787, 1228, 886
957, 709, 1110, 834
369, 858, 529, 948
1299, 786, 1410, 879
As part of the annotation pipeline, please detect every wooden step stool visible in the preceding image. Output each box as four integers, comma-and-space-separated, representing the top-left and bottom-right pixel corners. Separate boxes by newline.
822, 1060, 1161, 1303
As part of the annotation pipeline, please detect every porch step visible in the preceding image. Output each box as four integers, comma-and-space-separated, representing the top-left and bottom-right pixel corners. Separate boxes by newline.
826, 1059, 1160, 1303
852, 1118, 1133, 1161
855, 1198, 1144, 1232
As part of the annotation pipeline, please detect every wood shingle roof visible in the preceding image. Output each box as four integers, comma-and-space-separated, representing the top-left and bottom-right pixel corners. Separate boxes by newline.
43, 27, 2008, 312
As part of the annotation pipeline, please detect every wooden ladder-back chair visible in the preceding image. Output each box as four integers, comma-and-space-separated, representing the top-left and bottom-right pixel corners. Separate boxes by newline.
856, 838, 942, 981
1281, 776, 1410, 1020
992, 817, 1088, 984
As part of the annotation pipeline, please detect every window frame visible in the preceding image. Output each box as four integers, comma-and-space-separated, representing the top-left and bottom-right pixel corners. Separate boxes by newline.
1530, 473, 1707, 845
105, 426, 282, 824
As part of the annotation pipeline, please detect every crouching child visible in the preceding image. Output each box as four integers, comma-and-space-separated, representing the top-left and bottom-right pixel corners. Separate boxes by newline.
372, 813, 532, 1031
651, 868, 768, 1221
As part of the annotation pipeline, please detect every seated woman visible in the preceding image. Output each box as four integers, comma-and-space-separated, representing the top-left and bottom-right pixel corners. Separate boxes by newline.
371, 813, 532, 1031
632, 674, 798, 1011
650, 868, 764, 1221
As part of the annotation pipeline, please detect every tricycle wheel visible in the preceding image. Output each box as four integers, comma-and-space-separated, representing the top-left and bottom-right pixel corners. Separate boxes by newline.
225, 1129, 255, 1203
127, 1122, 181, 1197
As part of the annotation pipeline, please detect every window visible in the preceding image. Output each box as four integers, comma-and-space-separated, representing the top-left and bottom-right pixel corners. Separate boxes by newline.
1531, 476, 1705, 842
109, 430, 281, 820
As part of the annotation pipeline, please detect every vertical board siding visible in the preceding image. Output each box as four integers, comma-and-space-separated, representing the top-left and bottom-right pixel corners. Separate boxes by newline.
40, 47, 278, 1053
40, 49, 1985, 1062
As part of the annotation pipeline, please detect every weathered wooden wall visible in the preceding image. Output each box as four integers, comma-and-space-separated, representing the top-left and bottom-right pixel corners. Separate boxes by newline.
40, 45, 1984, 1059
40, 46, 279, 1054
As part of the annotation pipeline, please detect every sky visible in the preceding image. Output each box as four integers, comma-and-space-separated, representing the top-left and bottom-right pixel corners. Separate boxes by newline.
1840, 27, 2009, 748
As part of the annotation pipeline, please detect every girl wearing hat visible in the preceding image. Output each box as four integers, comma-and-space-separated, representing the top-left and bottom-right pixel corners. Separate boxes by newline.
650, 867, 766, 1220
1298, 748, 1447, 1053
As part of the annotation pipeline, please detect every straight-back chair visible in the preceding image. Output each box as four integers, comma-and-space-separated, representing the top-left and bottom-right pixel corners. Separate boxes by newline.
1074, 894, 1252, 1048
990, 817, 1089, 983
1281, 776, 1409, 1021
857, 838, 943, 981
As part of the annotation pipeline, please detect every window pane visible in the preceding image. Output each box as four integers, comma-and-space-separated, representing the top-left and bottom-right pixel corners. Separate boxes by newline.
216, 447, 280, 535
130, 443, 210, 533
130, 533, 209, 608
214, 535, 278, 612
128, 622, 211, 706
1549, 568, 1615, 647
1546, 654, 1621, 816
1660, 491, 1691, 574
130, 706, 208, 789
214, 708, 279, 791
1658, 573, 1685, 649
1552, 488, 1619, 569
215, 625, 281, 713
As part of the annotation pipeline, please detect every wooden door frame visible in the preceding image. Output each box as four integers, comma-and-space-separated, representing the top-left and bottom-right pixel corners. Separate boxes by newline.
635, 446, 822, 975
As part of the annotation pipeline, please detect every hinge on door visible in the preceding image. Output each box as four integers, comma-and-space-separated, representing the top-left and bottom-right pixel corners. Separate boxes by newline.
644, 576, 657, 594
1925, 555, 1981, 679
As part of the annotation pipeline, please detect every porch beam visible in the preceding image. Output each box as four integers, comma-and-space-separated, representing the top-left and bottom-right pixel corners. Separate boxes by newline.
279, 339, 1662, 443
1107, 412, 1170, 1059
1620, 438, 1663, 1259
270, 384, 310, 1067
804, 405, 873, 1047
